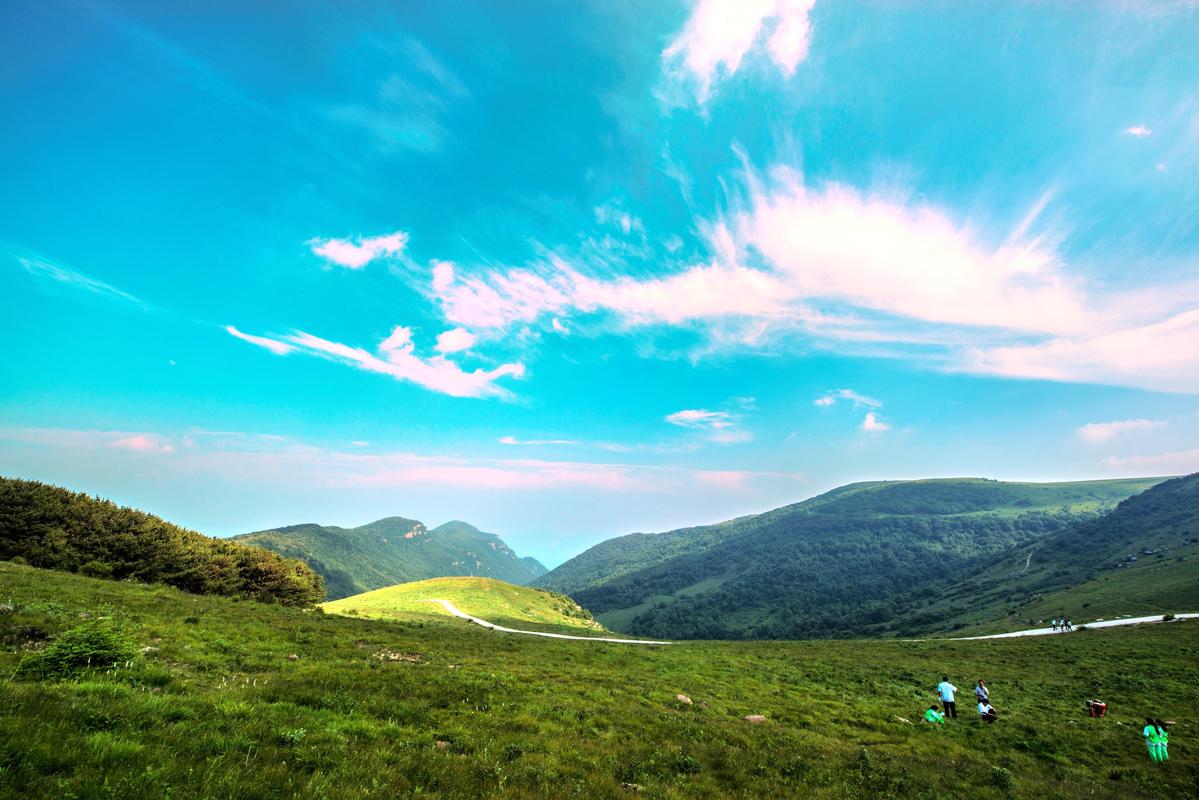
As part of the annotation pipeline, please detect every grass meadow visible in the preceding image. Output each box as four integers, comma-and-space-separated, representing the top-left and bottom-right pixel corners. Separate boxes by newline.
1, 560, 1196, 799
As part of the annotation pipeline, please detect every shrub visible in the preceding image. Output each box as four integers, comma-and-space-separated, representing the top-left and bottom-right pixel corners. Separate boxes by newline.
1163, 613, 1175, 622
15, 620, 139, 679
991, 765, 1015, 790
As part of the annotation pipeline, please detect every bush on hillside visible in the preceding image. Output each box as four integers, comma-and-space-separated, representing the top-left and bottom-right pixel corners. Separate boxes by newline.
0, 477, 323, 606
15, 620, 138, 679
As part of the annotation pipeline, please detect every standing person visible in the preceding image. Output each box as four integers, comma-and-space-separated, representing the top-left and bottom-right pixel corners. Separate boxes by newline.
974, 679, 989, 705
1052, 618, 1059, 632
937, 676, 959, 718
1155, 719, 1170, 763
1143, 718, 1164, 763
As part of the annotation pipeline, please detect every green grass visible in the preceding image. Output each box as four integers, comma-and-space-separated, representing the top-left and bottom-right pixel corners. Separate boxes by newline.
3, 560, 1197, 799
321, 577, 606, 635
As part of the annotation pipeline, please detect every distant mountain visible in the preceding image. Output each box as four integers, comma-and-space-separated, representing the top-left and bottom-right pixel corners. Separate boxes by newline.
535, 477, 1164, 639
233, 517, 547, 600
888, 473, 1199, 636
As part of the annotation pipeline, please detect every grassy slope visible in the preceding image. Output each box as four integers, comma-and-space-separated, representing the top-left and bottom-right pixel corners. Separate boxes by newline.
235, 519, 547, 601
3, 561, 1198, 800
558, 478, 1164, 639
892, 474, 1199, 636
321, 577, 606, 635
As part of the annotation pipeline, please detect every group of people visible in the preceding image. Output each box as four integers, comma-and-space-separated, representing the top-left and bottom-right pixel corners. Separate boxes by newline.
1051, 616, 1074, 632
923, 677, 996, 724
922, 675, 1173, 764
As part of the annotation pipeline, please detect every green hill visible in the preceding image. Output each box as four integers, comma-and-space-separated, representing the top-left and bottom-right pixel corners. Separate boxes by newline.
3, 559, 1197, 799
234, 518, 547, 600
322, 576, 605, 634
537, 477, 1163, 639
0, 477, 322, 606
890, 473, 1199, 636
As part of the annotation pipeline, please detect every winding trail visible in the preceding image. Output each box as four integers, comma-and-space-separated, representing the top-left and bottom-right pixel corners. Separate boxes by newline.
950, 613, 1199, 640
426, 600, 1195, 646
424, 599, 673, 645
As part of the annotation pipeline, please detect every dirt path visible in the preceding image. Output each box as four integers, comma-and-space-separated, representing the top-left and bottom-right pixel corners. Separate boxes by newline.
424, 599, 673, 645
950, 613, 1199, 640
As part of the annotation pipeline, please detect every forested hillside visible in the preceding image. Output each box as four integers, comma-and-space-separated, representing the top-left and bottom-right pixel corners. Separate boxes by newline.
235, 518, 546, 600
540, 478, 1162, 639
888, 472, 1199, 635
0, 477, 323, 606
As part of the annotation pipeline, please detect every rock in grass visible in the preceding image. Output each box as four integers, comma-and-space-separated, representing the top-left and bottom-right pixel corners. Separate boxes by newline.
619, 782, 643, 792
286, 653, 299, 661
435, 740, 450, 751
743, 714, 766, 723
676, 694, 693, 705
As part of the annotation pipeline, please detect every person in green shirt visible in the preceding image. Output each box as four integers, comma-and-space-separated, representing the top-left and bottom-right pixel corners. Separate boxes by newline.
924, 704, 945, 724
1155, 718, 1169, 763
1143, 718, 1165, 763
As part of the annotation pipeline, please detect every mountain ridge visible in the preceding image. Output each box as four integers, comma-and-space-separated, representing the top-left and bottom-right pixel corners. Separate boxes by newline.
234, 516, 547, 601
536, 476, 1168, 639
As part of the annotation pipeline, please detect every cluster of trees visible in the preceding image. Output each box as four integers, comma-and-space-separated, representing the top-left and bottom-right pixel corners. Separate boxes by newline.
0, 478, 323, 606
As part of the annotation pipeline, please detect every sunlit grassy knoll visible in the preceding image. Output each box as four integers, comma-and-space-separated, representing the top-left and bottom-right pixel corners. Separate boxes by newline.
2, 560, 1197, 800
321, 576, 607, 635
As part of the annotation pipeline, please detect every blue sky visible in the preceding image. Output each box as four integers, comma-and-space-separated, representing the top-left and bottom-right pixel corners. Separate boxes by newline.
2, 0, 1198, 566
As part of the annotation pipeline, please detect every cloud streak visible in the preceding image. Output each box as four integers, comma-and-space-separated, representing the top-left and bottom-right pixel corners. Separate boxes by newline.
226, 324, 524, 399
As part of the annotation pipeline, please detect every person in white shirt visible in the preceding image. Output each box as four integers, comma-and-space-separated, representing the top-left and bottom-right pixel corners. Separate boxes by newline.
974, 679, 989, 705
978, 702, 998, 723
936, 676, 959, 718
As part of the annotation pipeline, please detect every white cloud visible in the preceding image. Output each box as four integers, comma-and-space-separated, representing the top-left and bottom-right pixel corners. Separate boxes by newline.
351, 440, 370, 447
1076, 418, 1165, 443
435, 327, 476, 354
307, 231, 408, 269
814, 389, 882, 409
1125, 125, 1152, 137
662, 0, 816, 104
226, 324, 524, 399
859, 412, 890, 432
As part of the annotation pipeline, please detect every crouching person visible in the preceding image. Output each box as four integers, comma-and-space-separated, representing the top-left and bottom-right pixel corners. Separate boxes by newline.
924, 704, 945, 724
978, 701, 998, 723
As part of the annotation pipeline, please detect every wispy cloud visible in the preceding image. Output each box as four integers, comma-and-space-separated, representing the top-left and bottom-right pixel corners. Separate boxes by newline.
662, 0, 816, 104
422, 159, 1199, 394
498, 435, 579, 446
1076, 418, 1165, 443
6, 246, 143, 307
859, 412, 890, 433
226, 324, 523, 399
665, 408, 751, 443
307, 231, 408, 269
1101, 448, 1199, 473
1124, 125, 1152, 137
111, 434, 175, 454
0, 425, 800, 495
814, 389, 882, 409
